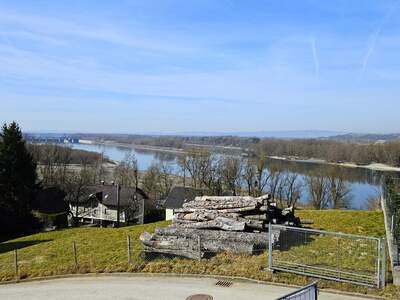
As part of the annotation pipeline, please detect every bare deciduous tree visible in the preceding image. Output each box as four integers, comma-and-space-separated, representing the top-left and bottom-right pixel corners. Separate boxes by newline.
242, 159, 257, 196
63, 165, 93, 225
178, 155, 188, 187
90, 150, 108, 184
200, 155, 223, 195
37, 144, 72, 186
327, 172, 351, 209
114, 152, 138, 187
268, 167, 283, 201
253, 154, 270, 197
282, 173, 302, 208
158, 162, 174, 199
141, 163, 161, 201
306, 173, 330, 209
366, 194, 381, 211
178, 148, 207, 188
219, 156, 243, 196
178, 148, 219, 191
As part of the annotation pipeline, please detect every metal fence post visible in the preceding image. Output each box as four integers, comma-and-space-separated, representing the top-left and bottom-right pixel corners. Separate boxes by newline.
314, 282, 318, 300
72, 241, 78, 269
391, 215, 395, 235
381, 238, 386, 289
304, 230, 308, 273
268, 222, 273, 271
337, 238, 340, 280
14, 249, 18, 280
127, 235, 132, 264
198, 235, 202, 261
377, 238, 381, 288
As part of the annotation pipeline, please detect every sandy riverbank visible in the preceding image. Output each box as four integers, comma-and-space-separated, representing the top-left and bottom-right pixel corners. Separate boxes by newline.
80, 140, 186, 154
268, 155, 400, 172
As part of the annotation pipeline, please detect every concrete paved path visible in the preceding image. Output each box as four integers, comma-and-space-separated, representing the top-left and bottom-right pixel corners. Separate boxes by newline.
0, 275, 371, 300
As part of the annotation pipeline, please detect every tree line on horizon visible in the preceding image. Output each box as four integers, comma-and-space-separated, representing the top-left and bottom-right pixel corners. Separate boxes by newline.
255, 139, 400, 167
27, 144, 111, 165
75, 133, 400, 167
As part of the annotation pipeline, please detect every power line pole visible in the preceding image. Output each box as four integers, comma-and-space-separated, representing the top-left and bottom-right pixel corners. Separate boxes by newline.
134, 169, 138, 191
116, 183, 121, 227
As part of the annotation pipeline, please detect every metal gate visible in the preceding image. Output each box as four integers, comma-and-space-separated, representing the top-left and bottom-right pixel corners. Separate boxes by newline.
268, 224, 386, 288
275, 282, 318, 300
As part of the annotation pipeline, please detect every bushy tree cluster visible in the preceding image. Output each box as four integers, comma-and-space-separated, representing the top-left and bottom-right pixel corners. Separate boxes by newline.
256, 139, 400, 166
177, 148, 351, 210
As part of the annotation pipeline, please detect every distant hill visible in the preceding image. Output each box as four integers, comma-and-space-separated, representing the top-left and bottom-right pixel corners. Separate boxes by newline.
26, 130, 345, 139
26, 130, 400, 142
328, 133, 400, 142
164, 130, 345, 139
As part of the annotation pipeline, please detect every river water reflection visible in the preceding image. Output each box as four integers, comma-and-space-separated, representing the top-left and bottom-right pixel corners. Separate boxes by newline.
70, 143, 396, 210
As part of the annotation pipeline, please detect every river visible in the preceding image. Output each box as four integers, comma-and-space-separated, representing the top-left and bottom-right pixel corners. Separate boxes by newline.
69, 143, 395, 210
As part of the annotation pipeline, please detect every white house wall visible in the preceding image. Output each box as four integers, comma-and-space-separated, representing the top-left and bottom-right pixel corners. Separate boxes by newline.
70, 203, 126, 222
165, 208, 174, 221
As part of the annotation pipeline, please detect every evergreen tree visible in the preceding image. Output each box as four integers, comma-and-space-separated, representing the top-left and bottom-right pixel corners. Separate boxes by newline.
0, 122, 38, 235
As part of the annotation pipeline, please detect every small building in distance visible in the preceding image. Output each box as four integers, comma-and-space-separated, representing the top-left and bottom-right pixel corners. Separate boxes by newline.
163, 186, 207, 221
69, 183, 148, 227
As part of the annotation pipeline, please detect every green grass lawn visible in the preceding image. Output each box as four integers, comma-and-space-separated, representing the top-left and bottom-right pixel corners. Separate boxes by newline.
0, 210, 399, 298
273, 211, 384, 287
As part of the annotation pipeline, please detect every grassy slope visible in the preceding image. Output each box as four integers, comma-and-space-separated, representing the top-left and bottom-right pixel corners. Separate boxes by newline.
0, 210, 398, 298
296, 210, 385, 236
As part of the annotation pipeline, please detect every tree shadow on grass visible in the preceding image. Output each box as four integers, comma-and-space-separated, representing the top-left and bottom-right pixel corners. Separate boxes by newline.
273, 229, 316, 251
0, 240, 52, 255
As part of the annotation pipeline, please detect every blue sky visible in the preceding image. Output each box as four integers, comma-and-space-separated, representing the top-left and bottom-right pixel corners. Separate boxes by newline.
0, 0, 399, 133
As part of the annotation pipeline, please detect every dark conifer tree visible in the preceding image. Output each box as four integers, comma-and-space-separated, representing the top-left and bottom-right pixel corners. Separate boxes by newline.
0, 122, 38, 235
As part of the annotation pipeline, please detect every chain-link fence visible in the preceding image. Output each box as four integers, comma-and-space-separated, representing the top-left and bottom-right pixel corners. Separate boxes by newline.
382, 177, 400, 267
275, 282, 318, 300
268, 224, 385, 288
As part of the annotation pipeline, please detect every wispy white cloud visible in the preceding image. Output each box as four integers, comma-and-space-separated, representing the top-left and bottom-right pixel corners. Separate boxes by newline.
360, 1, 399, 78
0, 42, 264, 104
0, 29, 321, 107
310, 37, 320, 79
361, 30, 382, 78
0, 30, 67, 46
0, 9, 200, 54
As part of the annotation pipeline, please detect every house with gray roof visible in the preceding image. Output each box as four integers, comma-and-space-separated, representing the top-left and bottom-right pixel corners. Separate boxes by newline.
69, 183, 148, 227
163, 186, 207, 220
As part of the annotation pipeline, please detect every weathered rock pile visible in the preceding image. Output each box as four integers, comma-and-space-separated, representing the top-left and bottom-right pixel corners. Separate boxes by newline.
140, 194, 300, 259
